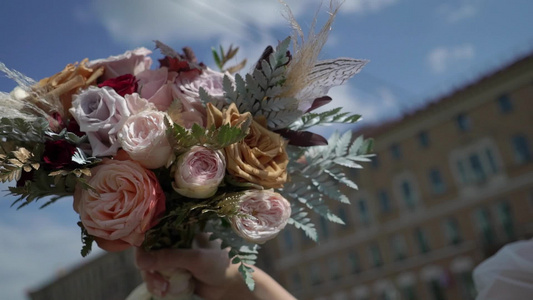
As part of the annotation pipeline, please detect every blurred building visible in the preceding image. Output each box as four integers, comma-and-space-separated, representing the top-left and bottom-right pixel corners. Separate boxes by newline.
261, 51, 533, 300
28, 249, 142, 300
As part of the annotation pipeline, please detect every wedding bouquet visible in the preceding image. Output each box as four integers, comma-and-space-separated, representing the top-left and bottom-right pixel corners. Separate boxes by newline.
0, 3, 372, 299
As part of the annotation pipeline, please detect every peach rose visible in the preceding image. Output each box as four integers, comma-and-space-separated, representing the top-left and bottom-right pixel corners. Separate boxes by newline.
36, 58, 104, 116
74, 159, 166, 251
206, 103, 288, 188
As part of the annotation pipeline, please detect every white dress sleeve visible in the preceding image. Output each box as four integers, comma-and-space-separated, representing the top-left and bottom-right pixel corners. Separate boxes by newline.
473, 239, 533, 300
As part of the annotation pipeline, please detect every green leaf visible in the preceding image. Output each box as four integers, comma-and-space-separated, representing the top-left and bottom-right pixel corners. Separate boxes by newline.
168, 119, 250, 151
290, 107, 362, 131
239, 263, 256, 291
78, 221, 94, 257
287, 207, 318, 242
0, 117, 49, 143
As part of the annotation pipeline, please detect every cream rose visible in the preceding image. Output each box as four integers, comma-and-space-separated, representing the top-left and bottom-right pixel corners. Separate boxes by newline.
74, 159, 166, 252
206, 103, 288, 188
172, 146, 226, 199
231, 190, 291, 244
119, 110, 172, 169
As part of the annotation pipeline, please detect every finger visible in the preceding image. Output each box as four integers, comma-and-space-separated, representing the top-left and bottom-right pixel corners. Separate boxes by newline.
192, 233, 222, 250
140, 270, 168, 298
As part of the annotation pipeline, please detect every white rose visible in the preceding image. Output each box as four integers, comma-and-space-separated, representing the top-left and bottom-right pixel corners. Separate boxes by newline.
119, 110, 172, 169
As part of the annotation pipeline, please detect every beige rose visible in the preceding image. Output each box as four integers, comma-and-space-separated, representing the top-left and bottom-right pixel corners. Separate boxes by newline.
37, 58, 104, 116
206, 103, 288, 188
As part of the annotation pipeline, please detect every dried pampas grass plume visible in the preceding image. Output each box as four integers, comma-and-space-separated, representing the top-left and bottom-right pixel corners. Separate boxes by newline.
279, 0, 342, 98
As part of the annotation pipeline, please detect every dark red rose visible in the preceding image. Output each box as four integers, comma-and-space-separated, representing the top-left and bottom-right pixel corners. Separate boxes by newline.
98, 74, 138, 96
43, 140, 77, 169
16, 170, 34, 187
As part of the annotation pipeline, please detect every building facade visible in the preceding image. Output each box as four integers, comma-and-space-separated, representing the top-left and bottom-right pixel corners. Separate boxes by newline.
261, 52, 533, 300
28, 249, 142, 300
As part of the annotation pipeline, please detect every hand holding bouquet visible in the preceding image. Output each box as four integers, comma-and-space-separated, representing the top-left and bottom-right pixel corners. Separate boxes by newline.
0, 2, 373, 299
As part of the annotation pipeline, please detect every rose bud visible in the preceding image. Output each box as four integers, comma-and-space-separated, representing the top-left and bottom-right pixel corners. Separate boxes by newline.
172, 146, 226, 199
119, 110, 172, 169
231, 190, 291, 244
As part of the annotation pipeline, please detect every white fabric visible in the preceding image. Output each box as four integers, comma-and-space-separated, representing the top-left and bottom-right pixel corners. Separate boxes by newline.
473, 239, 533, 300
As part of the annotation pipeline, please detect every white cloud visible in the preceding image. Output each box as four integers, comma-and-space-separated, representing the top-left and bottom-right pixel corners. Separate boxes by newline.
0, 189, 103, 300
438, 0, 482, 23
310, 84, 400, 137
89, 0, 311, 46
427, 44, 475, 74
342, 0, 399, 14
88, 0, 397, 50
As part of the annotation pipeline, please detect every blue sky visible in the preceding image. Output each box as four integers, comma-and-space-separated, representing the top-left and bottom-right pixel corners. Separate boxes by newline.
1, 0, 532, 299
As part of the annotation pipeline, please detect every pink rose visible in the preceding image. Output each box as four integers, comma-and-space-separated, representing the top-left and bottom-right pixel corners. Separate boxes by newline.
231, 190, 291, 244
172, 146, 226, 199
170, 84, 206, 128
136, 67, 177, 111
74, 159, 166, 251
119, 110, 172, 169
69, 86, 131, 156
176, 67, 230, 104
87, 47, 152, 80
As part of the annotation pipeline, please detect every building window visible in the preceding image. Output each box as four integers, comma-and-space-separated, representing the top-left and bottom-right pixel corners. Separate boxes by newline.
456, 160, 468, 184
338, 207, 350, 227
400, 285, 418, 300
400, 180, 416, 209
497, 94, 513, 113
282, 229, 294, 251
414, 228, 431, 254
512, 134, 531, 164
484, 148, 499, 173
456, 113, 471, 131
309, 263, 322, 286
390, 143, 402, 160
429, 168, 446, 194
372, 156, 380, 169
418, 131, 430, 148
357, 198, 372, 225
394, 172, 421, 210
348, 251, 361, 274
369, 243, 383, 267
474, 208, 496, 247
390, 234, 408, 261
451, 140, 502, 186
457, 271, 477, 300
443, 217, 462, 245
428, 279, 447, 300
378, 190, 393, 213
319, 216, 329, 239
291, 270, 302, 290
328, 257, 341, 280
496, 201, 515, 241
468, 153, 487, 182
